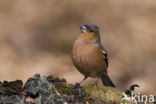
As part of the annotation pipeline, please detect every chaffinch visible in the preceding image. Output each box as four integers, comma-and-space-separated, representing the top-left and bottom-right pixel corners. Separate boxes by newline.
72, 24, 115, 87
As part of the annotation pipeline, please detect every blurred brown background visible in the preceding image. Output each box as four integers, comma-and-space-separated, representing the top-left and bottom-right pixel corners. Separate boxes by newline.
0, 0, 156, 95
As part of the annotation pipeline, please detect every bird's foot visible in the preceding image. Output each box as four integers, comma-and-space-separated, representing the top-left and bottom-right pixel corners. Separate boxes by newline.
93, 81, 98, 86
74, 83, 81, 88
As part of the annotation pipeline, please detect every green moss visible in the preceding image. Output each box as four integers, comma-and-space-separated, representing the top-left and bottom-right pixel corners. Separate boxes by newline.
55, 83, 131, 104
55, 83, 74, 95
0, 74, 134, 104
82, 84, 123, 104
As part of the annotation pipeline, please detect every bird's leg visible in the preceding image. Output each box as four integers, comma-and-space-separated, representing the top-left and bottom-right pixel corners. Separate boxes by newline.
94, 78, 100, 85
80, 76, 87, 84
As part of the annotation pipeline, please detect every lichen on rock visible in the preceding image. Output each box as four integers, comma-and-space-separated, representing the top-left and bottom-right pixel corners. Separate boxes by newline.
0, 74, 139, 104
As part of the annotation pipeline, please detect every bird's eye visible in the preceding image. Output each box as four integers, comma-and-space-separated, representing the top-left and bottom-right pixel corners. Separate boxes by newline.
89, 30, 94, 32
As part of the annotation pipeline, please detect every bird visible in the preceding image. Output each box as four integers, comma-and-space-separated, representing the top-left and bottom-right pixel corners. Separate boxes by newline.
72, 24, 115, 87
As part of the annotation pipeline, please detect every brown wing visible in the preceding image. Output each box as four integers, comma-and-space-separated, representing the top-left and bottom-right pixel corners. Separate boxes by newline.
99, 43, 109, 68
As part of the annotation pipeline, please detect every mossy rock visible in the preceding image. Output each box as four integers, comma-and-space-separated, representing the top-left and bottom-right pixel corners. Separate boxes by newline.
0, 74, 138, 104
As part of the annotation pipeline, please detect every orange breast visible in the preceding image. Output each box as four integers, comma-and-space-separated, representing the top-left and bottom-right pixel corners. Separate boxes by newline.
72, 36, 107, 77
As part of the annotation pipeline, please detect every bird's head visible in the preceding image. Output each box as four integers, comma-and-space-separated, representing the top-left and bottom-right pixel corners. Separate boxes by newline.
80, 24, 100, 40
80, 24, 99, 35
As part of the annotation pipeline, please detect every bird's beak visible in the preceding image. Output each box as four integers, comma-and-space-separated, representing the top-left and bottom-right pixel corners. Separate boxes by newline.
80, 25, 87, 33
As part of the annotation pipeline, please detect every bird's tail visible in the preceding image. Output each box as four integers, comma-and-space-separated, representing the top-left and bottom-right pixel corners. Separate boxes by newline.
101, 73, 115, 87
